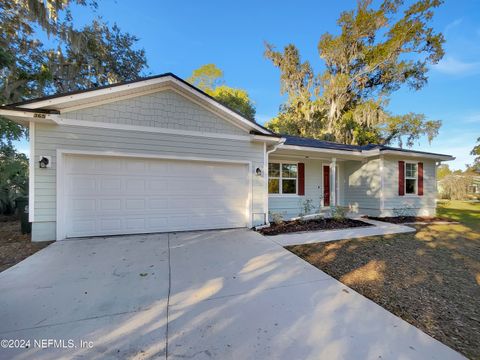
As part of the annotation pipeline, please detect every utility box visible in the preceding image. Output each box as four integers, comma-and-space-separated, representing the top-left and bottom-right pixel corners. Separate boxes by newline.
15, 196, 31, 234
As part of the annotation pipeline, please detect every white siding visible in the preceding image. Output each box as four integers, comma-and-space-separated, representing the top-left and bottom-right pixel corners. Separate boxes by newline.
342, 158, 381, 216
31, 91, 266, 241
382, 156, 436, 216
62, 89, 246, 135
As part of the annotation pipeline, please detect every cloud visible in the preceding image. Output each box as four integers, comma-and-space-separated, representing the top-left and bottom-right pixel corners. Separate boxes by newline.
433, 56, 480, 76
444, 18, 463, 33
464, 113, 480, 124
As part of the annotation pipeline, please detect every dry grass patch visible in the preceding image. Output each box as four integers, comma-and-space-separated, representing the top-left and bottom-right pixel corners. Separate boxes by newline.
0, 218, 52, 272
287, 223, 480, 359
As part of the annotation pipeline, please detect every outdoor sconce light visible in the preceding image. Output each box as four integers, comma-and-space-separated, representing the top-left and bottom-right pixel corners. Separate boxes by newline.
256, 167, 262, 176
39, 156, 51, 169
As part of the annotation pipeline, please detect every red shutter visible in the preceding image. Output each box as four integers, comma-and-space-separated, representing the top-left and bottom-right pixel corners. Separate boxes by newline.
398, 161, 405, 196
298, 163, 305, 196
418, 162, 424, 196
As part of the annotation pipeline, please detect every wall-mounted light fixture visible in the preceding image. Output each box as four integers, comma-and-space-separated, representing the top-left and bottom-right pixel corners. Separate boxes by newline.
39, 156, 51, 168
255, 167, 262, 176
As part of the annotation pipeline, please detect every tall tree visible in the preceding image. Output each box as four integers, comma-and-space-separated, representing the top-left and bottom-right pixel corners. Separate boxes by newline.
436, 164, 452, 180
47, 20, 147, 93
187, 64, 224, 93
469, 137, 480, 172
0, 143, 29, 214
265, 0, 444, 147
187, 64, 256, 120
0, 1, 148, 146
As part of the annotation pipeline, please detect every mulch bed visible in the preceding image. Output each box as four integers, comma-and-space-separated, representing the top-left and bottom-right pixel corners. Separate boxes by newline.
364, 215, 456, 224
259, 218, 371, 236
287, 224, 480, 359
0, 217, 53, 272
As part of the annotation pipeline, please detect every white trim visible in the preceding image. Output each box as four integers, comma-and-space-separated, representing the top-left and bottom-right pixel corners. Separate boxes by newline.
55, 149, 253, 240
28, 122, 35, 222
57, 85, 255, 134
16, 75, 272, 135
0, 109, 60, 124
264, 139, 285, 224
252, 135, 281, 143
58, 86, 170, 113
170, 77, 271, 135
263, 142, 268, 224
56, 118, 255, 142
279, 144, 364, 157
267, 160, 299, 196
21, 77, 173, 109
167, 86, 253, 132
276, 144, 454, 161
404, 161, 418, 196
270, 154, 342, 161
331, 158, 337, 206
379, 150, 454, 161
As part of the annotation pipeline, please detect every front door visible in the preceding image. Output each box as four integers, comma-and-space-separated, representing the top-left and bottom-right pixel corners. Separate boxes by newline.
323, 165, 330, 206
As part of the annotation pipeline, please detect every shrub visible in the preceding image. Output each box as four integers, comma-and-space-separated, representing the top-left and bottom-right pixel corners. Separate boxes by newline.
0, 144, 28, 215
298, 198, 314, 217
269, 211, 284, 225
439, 174, 475, 200
331, 206, 348, 220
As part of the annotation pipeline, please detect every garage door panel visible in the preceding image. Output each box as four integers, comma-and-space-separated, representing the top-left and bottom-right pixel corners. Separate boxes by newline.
149, 198, 169, 210
147, 180, 169, 193
98, 158, 123, 172
125, 178, 146, 193
126, 160, 147, 173
64, 155, 249, 238
126, 199, 146, 210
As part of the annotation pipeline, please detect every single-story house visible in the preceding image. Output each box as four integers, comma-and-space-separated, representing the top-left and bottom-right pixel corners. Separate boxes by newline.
0, 73, 454, 241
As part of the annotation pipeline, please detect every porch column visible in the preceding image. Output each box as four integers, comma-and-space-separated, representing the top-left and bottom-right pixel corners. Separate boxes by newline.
330, 158, 336, 206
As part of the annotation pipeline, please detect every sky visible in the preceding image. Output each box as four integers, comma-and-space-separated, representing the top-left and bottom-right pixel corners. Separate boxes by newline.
15, 0, 480, 170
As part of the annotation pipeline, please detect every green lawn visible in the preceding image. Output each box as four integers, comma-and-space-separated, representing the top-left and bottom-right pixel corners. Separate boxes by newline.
437, 200, 480, 232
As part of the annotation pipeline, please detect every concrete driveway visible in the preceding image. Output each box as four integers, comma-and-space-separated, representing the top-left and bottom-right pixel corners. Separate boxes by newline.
0, 229, 463, 359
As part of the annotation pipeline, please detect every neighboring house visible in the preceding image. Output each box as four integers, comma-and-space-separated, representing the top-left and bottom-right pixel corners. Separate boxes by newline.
469, 177, 480, 195
0, 73, 454, 241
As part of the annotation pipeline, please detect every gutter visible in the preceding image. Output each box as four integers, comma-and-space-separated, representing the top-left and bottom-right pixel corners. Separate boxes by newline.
377, 149, 455, 162
263, 137, 286, 227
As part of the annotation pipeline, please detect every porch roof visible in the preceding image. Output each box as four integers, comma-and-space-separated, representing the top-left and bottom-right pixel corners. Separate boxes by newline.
275, 135, 454, 161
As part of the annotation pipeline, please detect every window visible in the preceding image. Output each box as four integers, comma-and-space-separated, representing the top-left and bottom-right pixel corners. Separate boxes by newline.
268, 162, 297, 194
405, 163, 417, 194
468, 185, 478, 194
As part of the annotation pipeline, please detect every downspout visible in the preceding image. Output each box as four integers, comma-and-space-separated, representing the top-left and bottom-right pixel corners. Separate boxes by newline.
260, 137, 286, 227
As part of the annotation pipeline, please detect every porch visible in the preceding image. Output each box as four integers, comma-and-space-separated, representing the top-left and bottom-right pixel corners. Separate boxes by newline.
267, 144, 380, 220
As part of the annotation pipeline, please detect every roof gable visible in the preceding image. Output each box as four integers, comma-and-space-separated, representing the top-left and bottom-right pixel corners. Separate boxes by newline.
3, 73, 272, 135
62, 88, 248, 136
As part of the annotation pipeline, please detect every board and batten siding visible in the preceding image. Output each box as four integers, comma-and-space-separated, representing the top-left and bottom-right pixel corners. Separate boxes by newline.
382, 156, 436, 216
31, 90, 266, 241
342, 158, 382, 216
268, 158, 327, 219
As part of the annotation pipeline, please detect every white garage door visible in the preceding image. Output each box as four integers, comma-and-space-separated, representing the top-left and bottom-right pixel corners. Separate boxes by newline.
63, 155, 250, 238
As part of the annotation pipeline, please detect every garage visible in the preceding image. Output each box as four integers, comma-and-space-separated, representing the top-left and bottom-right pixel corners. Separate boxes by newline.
60, 154, 250, 238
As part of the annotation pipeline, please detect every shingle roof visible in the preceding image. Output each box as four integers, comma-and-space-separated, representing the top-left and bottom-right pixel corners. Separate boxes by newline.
282, 135, 452, 157
282, 135, 377, 152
